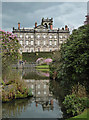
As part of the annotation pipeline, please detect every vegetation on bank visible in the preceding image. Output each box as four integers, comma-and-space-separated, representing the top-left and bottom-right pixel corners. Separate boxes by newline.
67, 108, 89, 120
49, 24, 89, 118
0, 29, 32, 102
22, 52, 53, 62
36, 65, 49, 69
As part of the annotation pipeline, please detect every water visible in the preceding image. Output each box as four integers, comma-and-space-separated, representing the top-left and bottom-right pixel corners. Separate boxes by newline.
2, 68, 64, 118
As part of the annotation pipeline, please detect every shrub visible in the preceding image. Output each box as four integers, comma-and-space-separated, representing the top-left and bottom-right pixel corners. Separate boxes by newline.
63, 94, 88, 116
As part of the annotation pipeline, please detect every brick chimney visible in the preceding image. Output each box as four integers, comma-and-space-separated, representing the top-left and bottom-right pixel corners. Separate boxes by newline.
65, 25, 68, 30
35, 22, 37, 27
18, 22, 20, 29
50, 23, 53, 30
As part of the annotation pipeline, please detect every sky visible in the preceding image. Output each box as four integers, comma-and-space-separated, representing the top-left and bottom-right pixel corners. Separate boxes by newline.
2, 2, 88, 32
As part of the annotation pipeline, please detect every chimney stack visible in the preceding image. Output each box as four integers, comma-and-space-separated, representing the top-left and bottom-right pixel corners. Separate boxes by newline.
65, 25, 68, 30
50, 23, 53, 30
18, 22, 20, 29
35, 22, 37, 27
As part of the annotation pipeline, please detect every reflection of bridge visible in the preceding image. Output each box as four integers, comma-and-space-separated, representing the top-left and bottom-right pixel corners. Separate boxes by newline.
12, 63, 37, 69
24, 79, 53, 110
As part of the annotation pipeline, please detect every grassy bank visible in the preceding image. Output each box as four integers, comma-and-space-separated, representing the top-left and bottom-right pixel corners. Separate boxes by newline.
67, 108, 89, 120
36, 65, 49, 72
2, 69, 32, 102
36, 65, 49, 69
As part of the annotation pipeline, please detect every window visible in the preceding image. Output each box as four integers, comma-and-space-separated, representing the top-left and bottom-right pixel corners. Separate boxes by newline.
44, 85, 46, 88
38, 48, 40, 52
59, 36, 62, 39
31, 41, 33, 45
54, 36, 57, 39
38, 91, 40, 95
65, 36, 67, 38
43, 35, 46, 38
26, 41, 29, 45
49, 41, 52, 45
44, 91, 46, 94
49, 36, 52, 38
20, 40, 22, 45
37, 35, 40, 38
26, 35, 28, 38
31, 85, 34, 89
44, 41, 46, 45
32, 91, 34, 95
38, 41, 40, 45
38, 85, 40, 88
50, 49, 52, 52
60, 41, 63, 44
31, 49, 33, 52
31, 35, 33, 38
54, 41, 56, 45
27, 49, 29, 52
20, 35, 22, 38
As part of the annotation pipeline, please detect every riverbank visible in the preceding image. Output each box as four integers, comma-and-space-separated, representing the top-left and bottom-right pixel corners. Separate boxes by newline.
2, 69, 33, 102
36, 65, 49, 72
67, 108, 89, 120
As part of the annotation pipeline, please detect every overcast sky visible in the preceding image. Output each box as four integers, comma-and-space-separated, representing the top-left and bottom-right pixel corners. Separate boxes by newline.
2, 2, 88, 32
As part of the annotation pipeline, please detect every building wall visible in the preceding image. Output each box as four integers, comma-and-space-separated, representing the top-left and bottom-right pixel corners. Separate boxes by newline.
13, 18, 70, 53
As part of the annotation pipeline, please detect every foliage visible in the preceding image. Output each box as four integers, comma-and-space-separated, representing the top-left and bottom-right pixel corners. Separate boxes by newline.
22, 52, 53, 62
2, 69, 32, 102
50, 24, 89, 91
67, 108, 89, 119
0, 29, 21, 69
63, 94, 88, 116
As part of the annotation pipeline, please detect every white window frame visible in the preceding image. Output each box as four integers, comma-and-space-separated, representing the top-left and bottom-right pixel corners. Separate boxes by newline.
31, 41, 33, 45
65, 36, 67, 38
38, 85, 40, 88
59, 36, 62, 39
37, 35, 40, 38
54, 36, 57, 39
20, 40, 22, 45
49, 35, 52, 38
26, 41, 29, 45
26, 35, 28, 38
54, 41, 56, 45
43, 35, 46, 38
31, 35, 33, 38
38, 41, 40, 45
38, 91, 40, 95
44, 91, 46, 94
44, 84, 46, 88
49, 40, 52, 45
20, 35, 22, 38
31, 85, 34, 89
44, 41, 46, 45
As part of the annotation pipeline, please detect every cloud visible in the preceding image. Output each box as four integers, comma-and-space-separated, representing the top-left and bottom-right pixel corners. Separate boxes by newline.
2, 2, 87, 32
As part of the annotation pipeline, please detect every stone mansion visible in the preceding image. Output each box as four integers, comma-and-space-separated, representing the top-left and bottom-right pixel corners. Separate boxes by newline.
12, 18, 70, 53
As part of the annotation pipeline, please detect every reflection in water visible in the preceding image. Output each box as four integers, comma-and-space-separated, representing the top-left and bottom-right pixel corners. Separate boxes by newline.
2, 69, 63, 118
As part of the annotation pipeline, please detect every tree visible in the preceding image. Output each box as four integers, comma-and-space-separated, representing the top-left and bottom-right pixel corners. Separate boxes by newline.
0, 29, 21, 70
57, 24, 89, 91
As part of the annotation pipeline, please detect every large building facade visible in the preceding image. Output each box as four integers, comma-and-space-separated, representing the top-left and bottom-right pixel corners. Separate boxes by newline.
12, 18, 70, 53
